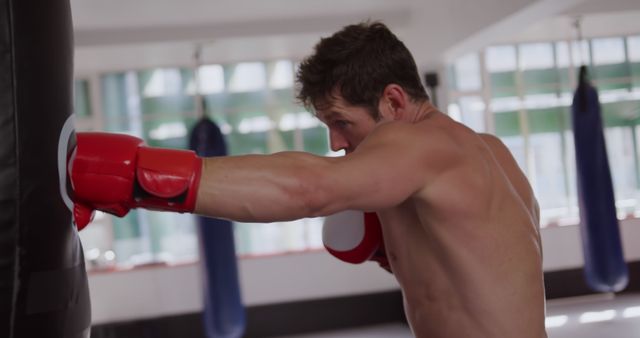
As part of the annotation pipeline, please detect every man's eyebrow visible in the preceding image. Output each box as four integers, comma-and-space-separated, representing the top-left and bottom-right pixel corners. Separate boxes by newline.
320, 111, 344, 120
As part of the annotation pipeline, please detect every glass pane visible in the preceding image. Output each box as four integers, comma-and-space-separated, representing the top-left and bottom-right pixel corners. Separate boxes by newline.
457, 96, 486, 132
523, 94, 562, 111
139, 68, 194, 117
490, 72, 518, 98
601, 100, 640, 127
195, 64, 225, 94
91, 57, 340, 262
491, 97, 521, 113
499, 135, 527, 173
555, 42, 578, 93
555, 41, 571, 68
278, 111, 321, 131
228, 62, 266, 92
74, 80, 92, 118
237, 115, 273, 134
556, 40, 590, 68
227, 130, 268, 154
305, 217, 324, 249
522, 69, 560, 95
111, 211, 148, 266
592, 38, 626, 65
303, 125, 330, 156
141, 68, 185, 98
144, 211, 197, 263
101, 72, 127, 122
527, 106, 566, 134
235, 218, 324, 256
144, 117, 197, 149
78, 214, 117, 269
635, 125, 640, 190
493, 110, 521, 137
530, 132, 568, 220
563, 130, 579, 223
573, 40, 591, 67
593, 64, 630, 92
605, 127, 637, 206
486, 45, 517, 72
454, 53, 482, 91
632, 64, 640, 89
269, 60, 294, 89
226, 91, 267, 114
519, 43, 554, 70
629, 35, 640, 62
447, 103, 462, 122
141, 95, 194, 117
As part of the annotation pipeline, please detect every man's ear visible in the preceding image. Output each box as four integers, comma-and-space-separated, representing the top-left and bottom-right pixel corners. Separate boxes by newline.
378, 84, 408, 120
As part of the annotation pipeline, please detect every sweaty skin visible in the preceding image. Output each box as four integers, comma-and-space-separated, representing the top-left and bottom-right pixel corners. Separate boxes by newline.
194, 85, 546, 338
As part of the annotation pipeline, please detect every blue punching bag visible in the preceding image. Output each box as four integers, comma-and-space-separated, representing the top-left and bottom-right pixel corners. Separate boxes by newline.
571, 66, 628, 292
0, 0, 91, 337
189, 117, 246, 338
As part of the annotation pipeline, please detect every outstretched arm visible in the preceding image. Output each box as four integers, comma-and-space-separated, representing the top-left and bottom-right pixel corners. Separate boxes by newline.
195, 121, 448, 222
69, 122, 457, 228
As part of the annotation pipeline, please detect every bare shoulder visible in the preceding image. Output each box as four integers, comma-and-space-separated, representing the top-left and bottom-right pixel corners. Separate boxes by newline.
477, 133, 526, 178
361, 116, 463, 157
478, 134, 525, 174
327, 118, 469, 211
478, 133, 508, 154
371, 119, 468, 175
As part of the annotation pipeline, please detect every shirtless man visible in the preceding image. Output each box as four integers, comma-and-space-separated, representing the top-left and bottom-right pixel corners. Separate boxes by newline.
69, 22, 546, 337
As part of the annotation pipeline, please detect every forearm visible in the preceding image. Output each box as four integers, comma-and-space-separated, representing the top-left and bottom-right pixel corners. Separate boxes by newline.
194, 152, 336, 222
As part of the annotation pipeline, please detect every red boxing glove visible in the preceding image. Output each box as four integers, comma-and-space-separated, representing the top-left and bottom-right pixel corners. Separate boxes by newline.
69, 132, 202, 230
322, 210, 390, 272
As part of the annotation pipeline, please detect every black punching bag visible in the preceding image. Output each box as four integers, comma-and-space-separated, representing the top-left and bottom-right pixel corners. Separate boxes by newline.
0, 0, 92, 337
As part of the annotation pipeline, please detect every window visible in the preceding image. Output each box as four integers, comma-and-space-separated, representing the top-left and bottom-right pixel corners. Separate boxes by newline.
592, 38, 626, 65
449, 33, 640, 227
487, 45, 518, 98
605, 127, 637, 209
229, 62, 266, 92
628, 36, 640, 90
451, 96, 486, 132
74, 80, 92, 118
628, 36, 640, 62
519, 43, 554, 70
78, 59, 328, 271
486, 45, 517, 72
269, 60, 294, 90
453, 53, 482, 92
193, 65, 225, 94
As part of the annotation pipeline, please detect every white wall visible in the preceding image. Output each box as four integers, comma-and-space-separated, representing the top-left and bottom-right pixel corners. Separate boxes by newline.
89, 218, 640, 325
89, 249, 398, 324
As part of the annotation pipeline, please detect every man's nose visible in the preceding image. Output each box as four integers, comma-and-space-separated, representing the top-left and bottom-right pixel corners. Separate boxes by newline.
329, 130, 348, 152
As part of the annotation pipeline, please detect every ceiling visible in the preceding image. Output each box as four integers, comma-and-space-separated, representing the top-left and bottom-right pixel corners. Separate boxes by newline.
70, 0, 640, 75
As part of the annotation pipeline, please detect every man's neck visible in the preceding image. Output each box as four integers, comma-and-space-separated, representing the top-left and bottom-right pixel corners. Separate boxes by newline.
409, 101, 439, 123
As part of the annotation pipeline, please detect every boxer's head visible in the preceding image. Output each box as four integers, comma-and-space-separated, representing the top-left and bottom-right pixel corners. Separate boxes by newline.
296, 21, 429, 153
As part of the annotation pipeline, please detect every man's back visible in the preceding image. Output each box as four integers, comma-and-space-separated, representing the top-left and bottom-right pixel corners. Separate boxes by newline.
378, 113, 546, 338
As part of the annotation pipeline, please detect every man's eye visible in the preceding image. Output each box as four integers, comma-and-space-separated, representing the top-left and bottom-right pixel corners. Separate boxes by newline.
334, 120, 349, 129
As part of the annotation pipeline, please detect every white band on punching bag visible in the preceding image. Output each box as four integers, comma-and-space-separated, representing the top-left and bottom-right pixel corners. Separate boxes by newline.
57, 114, 75, 212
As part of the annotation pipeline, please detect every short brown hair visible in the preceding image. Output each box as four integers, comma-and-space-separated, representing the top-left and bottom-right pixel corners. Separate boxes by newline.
296, 21, 429, 119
